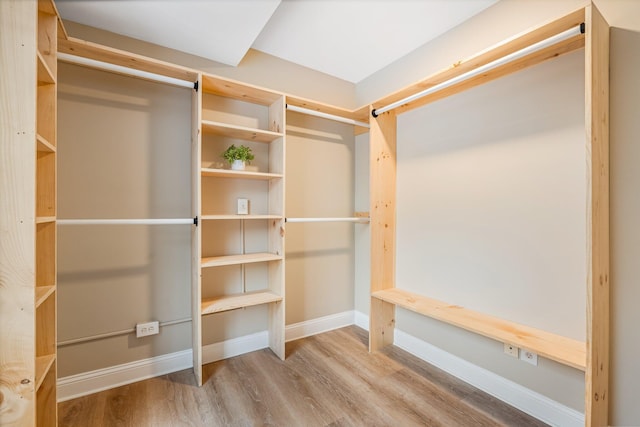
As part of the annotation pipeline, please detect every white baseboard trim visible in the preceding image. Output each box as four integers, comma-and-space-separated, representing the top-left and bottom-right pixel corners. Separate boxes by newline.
57, 349, 193, 402
354, 310, 369, 330
285, 310, 354, 342
57, 311, 356, 401
354, 311, 584, 427
202, 330, 269, 364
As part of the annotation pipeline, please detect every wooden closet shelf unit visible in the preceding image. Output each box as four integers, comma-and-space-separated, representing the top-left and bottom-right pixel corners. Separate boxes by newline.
368, 5, 609, 426
201, 290, 283, 315
373, 288, 586, 370
201, 252, 283, 268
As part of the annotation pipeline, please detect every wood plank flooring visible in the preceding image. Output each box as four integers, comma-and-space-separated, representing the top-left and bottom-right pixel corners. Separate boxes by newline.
58, 326, 548, 426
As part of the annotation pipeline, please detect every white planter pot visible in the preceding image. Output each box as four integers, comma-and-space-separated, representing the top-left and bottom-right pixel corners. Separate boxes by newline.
231, 160, 245, 171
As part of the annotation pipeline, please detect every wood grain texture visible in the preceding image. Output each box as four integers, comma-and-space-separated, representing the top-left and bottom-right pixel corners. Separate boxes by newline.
201, 120, 283, 143
201, 290, 282, 315
369, 107, 397, 352
584, 3, 610, 426
58, 326, 547, 427
0, 0, 37, 424
374, 288, 586, 370
191, 75, 203, 386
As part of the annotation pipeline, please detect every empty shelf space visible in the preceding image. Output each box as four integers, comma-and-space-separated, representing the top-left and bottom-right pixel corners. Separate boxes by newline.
201, 120, 283, 143
35, 354, 56, 391
201, 252, 283, 268
372, 288, 586, 371
201, 214, 282, 221
36, 216, 56, 224
201, 168, 282, 180
36, 134, 56, 152
201, 290, 282, 315
35, 286, 55, 308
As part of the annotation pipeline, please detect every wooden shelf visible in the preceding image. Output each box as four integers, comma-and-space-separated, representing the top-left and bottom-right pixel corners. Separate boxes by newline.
201, 120, 283, 143
201, 214, 282, 221
35, 354, 56, 391
36, 134, 56, 152
201, 252, 282, 268
36, 216, 56, 224
201, 290, 282, 315
201, 74, 282, 105
35, 286, 55, 308
37, 52, 55, 85
201, 168, 282, 180
372, 288, 586, 370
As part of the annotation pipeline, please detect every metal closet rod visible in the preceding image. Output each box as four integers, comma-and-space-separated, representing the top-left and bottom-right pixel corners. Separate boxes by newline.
286, 217, 370, 224
57, 318, 192, 347
286, 104, 370, 128
372, 23, 585, 117
58, 52, 197, 90
57, 218, 196, 225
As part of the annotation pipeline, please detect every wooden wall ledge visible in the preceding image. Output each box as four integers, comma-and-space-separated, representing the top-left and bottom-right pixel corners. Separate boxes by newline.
372, 288, 586, 371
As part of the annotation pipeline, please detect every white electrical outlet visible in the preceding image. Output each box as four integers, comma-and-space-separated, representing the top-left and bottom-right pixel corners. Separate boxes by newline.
237, 198, 249, 215
503, 343, 519, 358
136, 321, 159, 338
520, 349, 538, 366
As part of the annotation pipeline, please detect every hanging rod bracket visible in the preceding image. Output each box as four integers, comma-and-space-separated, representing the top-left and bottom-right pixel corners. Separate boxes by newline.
371, 109, 379, 118
194, 216, 198, 226
194, 81, 199, 91
580, 22, 585, 34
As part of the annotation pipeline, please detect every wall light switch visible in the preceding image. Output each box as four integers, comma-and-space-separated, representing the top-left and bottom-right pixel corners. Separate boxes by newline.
237, 198, 249, 215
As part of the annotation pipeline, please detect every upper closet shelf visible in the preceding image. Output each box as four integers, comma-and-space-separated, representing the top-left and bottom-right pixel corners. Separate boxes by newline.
201, 120, 283, 143
201, 168, 283, 180
201, 74, 282, 105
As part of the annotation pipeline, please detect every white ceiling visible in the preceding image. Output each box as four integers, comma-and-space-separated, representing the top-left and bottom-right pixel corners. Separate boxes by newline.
56, 0, 497, 84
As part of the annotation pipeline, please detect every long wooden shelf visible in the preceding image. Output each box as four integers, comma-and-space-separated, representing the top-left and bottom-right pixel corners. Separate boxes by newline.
201, 290, 282, 315
35, 286, 55, 308
35, 354, 56, 391
201, 120, 283, 143
201, 214, 282, 221
372, 288, 586, 371
201, 252, 282, 268
201, 168, 283, 180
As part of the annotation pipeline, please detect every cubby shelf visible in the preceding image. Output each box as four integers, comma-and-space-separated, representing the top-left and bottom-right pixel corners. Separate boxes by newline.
200, 214, 282, 220
36, 134, 56, 153
37, 52, 55, 85
201, 168, 283, 180
201, 252, 282, 268
201, 120, 283, 143
36, 216, 56, 224
201, 290, 282, 315
35, 286, 55, 308
35, 354, 56, 391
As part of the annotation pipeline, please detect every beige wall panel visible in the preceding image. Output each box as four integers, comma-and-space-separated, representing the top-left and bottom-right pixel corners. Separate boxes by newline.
57, 62, 192, 377
285, 112, 355, 324
609, 26, 640, 426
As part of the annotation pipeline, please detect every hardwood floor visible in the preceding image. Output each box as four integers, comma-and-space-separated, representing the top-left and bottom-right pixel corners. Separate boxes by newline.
58, 326, 548, 426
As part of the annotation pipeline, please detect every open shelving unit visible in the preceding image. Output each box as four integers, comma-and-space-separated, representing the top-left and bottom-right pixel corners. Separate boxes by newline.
192, 73, 286, 386
1, 0, 65, 424
367, 5, 609, 425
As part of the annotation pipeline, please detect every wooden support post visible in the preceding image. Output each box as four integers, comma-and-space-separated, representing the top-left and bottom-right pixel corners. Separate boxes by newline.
369, 108, 397, 352
191, 75, 203, 386
585, 3, 610, 426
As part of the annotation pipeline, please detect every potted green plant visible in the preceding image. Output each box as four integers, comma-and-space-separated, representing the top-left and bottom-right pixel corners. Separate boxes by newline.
222, 144, 255, 171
